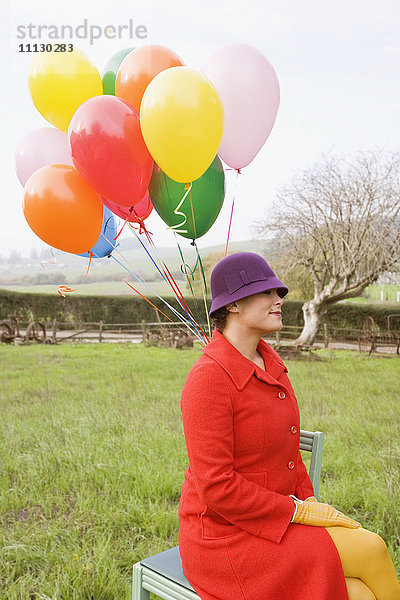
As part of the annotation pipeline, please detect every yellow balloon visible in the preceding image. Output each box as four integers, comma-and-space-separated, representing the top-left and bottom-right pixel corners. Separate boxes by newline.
28, 47, 103, 132
140, 67, 224, 183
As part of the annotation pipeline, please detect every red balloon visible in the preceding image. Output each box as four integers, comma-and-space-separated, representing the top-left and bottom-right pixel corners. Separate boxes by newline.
68, 95, 153, 207
103, 191, 153, 222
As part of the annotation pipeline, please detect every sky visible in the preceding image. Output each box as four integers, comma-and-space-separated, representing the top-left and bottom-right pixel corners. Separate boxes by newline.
1, 0, 399, 259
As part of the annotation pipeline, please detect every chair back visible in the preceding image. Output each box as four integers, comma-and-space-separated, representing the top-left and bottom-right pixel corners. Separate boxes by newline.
299, 429, 324, 499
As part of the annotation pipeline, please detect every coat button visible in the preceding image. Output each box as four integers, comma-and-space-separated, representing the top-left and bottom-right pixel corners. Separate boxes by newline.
277, 391, 286, 399
291, 426, 298, 434
288, 461, 295, 469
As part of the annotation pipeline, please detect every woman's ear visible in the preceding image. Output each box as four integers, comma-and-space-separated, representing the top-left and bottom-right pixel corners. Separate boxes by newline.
226, 302, 239, 313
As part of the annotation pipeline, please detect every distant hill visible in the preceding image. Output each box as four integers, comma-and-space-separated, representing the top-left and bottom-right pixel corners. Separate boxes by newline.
0, 238, 275, 294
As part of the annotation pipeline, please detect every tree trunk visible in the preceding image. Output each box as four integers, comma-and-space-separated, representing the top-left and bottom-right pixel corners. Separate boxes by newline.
295, 300, 327, 346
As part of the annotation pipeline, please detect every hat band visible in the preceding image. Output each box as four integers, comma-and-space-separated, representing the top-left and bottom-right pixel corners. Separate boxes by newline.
224, 272, 269, 295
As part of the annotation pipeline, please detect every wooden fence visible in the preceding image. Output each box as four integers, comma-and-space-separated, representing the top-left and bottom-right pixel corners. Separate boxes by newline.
0, 317, 363, 347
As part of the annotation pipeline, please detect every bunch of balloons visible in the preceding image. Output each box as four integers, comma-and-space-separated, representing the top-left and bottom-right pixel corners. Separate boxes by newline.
16, 42, 280, 256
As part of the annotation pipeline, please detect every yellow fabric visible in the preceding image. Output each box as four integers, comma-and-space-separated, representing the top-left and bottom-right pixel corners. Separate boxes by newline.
325, 526, 400, 599
345, 577, 376, 600
293, 501, 361, 528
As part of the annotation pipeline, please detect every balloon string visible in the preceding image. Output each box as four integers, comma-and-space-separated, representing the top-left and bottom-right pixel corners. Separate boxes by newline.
132, 195, 154, 241
166, 181, 192, 234
154, 248, 194, 319
83, 251, 94, 281
135, 222, 193, 316
160, 259, 190, 311
123, 280, 176, 323
111, 251, 203, 340
127, 224, 206, 341
225, 169, 240, 257
176, 235, 199, 283
112, 200, 154, 242
57, 249, 94, 297
113, 209, 132, 241
98, 230, 207, 343
188, 188, 197, 240
141, 223, 154, 243
192, 240, 212, 339
57, 286, 77, 297
40, 248, 66, 296
41, 247, 90, 297
128, 223, 182, 306
174, 234, 200, 282
109, 251, 206, 343
179, 251, 200, 278
40, 248, 57, 269
174, 234, 210, 344
225, 196, 235, 257
178, 255, 210, 344
128, 208, 154, 243
123, 280, 206, 345
128, 224, 183, 298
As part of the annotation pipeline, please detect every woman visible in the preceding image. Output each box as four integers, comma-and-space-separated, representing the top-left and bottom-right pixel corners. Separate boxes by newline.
178, 252, 400, 600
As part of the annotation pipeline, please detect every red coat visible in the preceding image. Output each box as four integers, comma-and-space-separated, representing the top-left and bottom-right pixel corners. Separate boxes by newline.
178, 329, 348, 600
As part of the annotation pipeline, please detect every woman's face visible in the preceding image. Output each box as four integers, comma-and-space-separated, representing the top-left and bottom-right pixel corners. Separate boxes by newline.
228, 289, 283, 334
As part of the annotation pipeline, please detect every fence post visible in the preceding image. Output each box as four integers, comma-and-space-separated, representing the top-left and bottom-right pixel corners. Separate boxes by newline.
323, 323, 329, 348
99, 320, 103, 343
52, 318, 57, 343
141, 320, 148, 344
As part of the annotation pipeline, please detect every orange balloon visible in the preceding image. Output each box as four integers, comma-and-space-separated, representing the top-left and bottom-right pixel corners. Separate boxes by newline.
115, 44, 184, 112
23, 164, 103, 254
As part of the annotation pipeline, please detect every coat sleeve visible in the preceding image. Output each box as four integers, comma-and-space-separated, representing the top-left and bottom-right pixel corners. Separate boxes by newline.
181, 362, 296, 544
294, 449, 316, 500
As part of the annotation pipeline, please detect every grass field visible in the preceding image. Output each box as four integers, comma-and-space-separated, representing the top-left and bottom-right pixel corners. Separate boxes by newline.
344, 283, 400, 304
1, 344, 399, 599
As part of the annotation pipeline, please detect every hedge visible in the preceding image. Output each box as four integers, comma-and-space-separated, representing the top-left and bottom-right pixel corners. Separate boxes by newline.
0, 289, 398, 333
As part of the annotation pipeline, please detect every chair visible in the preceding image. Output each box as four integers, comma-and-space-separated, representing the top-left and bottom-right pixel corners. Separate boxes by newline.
132, 429, 324, 600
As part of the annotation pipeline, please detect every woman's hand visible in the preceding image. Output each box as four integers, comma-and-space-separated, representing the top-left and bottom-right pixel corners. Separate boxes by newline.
292, 500, 362, 528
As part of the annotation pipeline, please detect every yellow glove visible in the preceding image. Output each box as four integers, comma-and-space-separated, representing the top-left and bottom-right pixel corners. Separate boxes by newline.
304, 496, 318, 502
291, 499, 361, 528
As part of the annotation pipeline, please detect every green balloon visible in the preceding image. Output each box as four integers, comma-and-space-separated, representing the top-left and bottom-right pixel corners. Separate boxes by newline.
102, 47, 135, 95
149, 156, 226, 240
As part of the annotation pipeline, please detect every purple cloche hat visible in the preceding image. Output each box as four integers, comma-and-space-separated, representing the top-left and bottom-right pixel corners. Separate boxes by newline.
209, 252, 288, 317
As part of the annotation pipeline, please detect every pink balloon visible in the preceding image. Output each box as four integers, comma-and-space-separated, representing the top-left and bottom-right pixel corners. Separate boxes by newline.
102, 191, 153, 223
15, 127, 73, 186
202, 43, 280, 170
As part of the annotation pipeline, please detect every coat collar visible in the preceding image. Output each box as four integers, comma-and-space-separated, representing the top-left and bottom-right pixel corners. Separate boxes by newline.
202, 329, 288, 391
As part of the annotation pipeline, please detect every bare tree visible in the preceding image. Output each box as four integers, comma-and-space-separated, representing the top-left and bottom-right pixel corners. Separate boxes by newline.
255, 151, 400, 345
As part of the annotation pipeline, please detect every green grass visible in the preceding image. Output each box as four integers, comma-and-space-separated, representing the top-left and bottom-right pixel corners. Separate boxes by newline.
344, 283, 400, 304
0, 344, 399, 599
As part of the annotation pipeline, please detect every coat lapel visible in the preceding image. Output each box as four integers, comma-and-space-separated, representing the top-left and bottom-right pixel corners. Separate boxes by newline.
203, 329, 288, 391
257, 338, 288, 382
202, 330, 254, 390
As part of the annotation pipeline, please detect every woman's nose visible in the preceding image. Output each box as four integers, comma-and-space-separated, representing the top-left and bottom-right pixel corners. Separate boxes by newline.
273, 292, 283, 305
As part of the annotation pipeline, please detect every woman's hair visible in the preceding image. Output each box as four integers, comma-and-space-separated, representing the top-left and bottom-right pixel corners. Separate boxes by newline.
210, 306, 230, 332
